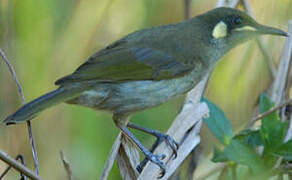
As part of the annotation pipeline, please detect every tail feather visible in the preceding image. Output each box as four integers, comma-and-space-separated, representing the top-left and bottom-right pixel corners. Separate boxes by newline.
3, 87, 83, 125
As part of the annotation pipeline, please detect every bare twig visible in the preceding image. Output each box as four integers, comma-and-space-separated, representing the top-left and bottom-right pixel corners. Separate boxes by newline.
0, 48, 25, 103
270, 21, 292, 105
0, 48, 40, 175
60, 151, 73, 180
273, 21, 292, 170
27, 121, 39, 175
248, 99, 292, 125
0, 150, 42, 180
0, 154, 27, 180
284, 21, 292, 142
184, 0, 192, 20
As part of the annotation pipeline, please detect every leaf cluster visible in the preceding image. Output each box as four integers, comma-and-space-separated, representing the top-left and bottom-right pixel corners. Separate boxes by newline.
201, 94, 292, 179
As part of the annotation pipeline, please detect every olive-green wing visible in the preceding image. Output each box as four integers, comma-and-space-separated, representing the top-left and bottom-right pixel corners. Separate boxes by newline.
55, 46, 192, 85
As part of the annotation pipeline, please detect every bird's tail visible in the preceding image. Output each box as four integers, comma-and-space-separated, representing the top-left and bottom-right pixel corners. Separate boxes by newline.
3, 87, 84, 125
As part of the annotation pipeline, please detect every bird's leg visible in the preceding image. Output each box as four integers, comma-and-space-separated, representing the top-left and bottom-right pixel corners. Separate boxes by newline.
127, 122, 179, 156
114, 120, 167, 178
127, 122, 179, 172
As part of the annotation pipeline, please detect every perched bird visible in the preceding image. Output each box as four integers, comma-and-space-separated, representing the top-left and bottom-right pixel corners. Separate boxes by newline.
4, 7, 287, 177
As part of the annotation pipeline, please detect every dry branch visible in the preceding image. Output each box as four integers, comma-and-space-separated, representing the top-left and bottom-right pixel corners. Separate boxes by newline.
1, 48, 40, 176
0, 151, 42, 180
60, 151, 73, 180
248, 99, 292, 126
270, 21, 292, 105
272, 21, 292, 169
0, 49, 25, 104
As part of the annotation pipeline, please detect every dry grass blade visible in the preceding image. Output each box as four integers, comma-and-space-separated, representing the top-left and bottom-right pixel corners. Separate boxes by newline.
100, 133, 122, 180
117, 136, 139, 180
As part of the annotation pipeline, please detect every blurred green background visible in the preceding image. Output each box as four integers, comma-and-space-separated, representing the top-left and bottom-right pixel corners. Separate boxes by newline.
0, 0, 291, 179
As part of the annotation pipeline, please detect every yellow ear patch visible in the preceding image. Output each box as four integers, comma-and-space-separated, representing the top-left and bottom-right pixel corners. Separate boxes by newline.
234, 26, 257, 32
212, 21, 227, 39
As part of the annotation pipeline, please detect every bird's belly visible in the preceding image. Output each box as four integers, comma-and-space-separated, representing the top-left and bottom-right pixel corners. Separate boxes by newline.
73, 69, 202, 114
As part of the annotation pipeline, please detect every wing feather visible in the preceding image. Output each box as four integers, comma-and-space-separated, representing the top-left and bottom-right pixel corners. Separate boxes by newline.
55, 42, 192, 85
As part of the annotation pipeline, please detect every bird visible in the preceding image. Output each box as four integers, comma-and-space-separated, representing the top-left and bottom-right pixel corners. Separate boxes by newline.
3, 7, 287, 177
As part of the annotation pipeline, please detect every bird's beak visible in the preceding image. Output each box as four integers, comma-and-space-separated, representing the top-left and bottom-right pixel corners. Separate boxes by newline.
256, 24, 288, 37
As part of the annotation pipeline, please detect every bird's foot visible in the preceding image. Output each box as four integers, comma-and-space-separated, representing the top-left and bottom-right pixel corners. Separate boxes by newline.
127, 122, 179, 157
116, 122, 169, 178
135, 130, 179, 175
152, 132, 179, 158
137, 153, 166, 178
116, 121, 179, 177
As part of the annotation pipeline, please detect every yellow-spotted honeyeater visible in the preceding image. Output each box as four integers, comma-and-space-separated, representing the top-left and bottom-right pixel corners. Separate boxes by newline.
4, 7, 287, 176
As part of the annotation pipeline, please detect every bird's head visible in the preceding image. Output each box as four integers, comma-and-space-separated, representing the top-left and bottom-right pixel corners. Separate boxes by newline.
197, 7, 287, 49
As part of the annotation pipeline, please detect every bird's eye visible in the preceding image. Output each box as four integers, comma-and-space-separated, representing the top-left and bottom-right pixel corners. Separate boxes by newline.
233, 17, 242, 25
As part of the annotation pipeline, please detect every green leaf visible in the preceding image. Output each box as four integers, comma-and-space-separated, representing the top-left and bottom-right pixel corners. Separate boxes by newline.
201, 97, 234, 145
212, 146, 229, 162
259, 93, 288, 153
273, 139, 292, 160
223, 139, 266, 173
234, 129, 263, 148
259, 93, 280, 121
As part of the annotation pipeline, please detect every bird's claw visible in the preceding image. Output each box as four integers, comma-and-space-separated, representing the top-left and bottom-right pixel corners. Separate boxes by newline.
149, 154, 167, 178
155, 133, 179, 159
136, 134, 178, 177
136, 153, 166, 178
164, 134, 179, 159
